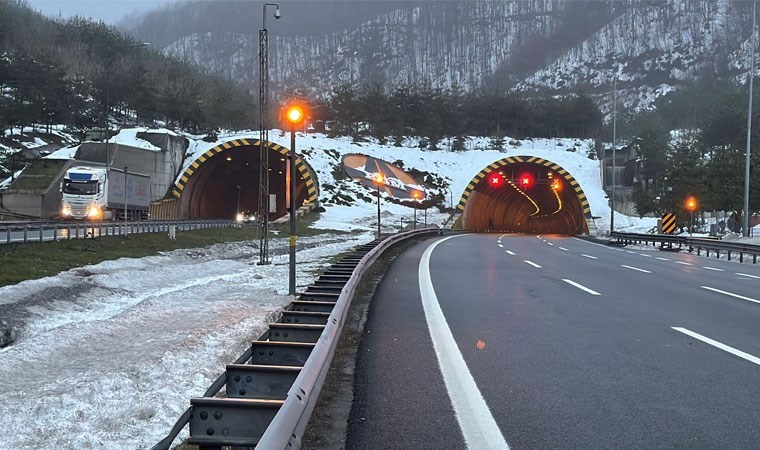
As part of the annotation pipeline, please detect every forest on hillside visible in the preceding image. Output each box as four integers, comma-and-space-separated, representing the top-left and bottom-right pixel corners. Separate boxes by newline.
614, 78, 760, 218
0, 0, 255, 135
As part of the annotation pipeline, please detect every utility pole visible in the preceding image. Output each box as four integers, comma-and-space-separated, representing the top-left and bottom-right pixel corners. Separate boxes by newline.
258, 3, 280, 264
744, 0, 757, 237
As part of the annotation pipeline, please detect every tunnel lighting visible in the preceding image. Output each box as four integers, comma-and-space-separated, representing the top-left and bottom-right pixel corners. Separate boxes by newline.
547, 171, 553, 179
551, 179, 561, 191
520, 173, 533, 188
374, 173, 385, 184
488, 173, 503, 187
686, 197, 697, 211
226, 156, 232, 161
412, 190, 422, 200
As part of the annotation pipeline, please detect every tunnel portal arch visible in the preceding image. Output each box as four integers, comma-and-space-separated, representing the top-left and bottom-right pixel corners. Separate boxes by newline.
457, 156, 592, 234
171, 138, 318, 220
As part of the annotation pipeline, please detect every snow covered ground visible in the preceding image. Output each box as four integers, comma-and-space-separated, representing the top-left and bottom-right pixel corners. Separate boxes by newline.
0, 232, 373, 449
1, 129, 664, 448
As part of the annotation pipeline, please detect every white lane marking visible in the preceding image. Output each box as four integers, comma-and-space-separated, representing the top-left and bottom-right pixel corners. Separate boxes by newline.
547, 242, 554, 246
419, 235, 510, 449
498, 244, 503, 248
639, 253, 652, 258
672, 327, 760, 366
558, 247, 569, 252
703, 267, 724, 272
524, 260, 542, 268
621, 264, 652, 274
562, 279, 601, 296
581, 254, 598, 260
505, 250, 515, 255
675, 261, 693, 266
655, 257, 670, 261
700, 286, 760, 305
736, 272, 760, 279
626, 251, 635, 254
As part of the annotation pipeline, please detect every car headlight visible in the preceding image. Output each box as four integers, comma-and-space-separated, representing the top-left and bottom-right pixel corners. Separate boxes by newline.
87, 206, 101, 218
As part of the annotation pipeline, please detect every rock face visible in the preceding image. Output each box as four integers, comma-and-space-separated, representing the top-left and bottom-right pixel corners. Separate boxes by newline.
131, 0, 754, 112
0, 319, 16, 348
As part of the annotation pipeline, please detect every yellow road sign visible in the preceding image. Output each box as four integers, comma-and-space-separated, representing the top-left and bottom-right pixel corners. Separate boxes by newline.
662, 213, 676, 234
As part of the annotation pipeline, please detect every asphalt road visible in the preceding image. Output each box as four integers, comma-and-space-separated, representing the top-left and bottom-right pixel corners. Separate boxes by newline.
346, 233, 760, 449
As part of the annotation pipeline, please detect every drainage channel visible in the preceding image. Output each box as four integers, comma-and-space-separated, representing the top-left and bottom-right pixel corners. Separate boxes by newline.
152, 239, 384, 449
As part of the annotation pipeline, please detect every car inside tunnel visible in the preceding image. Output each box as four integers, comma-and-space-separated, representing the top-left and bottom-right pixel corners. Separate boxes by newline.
462, 162, 588, 235
179, 145, 310, 220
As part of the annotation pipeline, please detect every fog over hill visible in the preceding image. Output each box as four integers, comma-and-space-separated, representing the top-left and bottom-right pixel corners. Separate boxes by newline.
123, 0, 760, 114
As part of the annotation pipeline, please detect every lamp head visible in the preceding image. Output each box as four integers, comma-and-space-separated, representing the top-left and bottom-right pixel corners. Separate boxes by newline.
274, 8, 281, 19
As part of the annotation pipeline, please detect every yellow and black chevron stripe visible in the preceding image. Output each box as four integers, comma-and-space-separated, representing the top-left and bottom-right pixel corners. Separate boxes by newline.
456, 155, 592, 218
661, 213, 676, 234
171, 138, 319, 205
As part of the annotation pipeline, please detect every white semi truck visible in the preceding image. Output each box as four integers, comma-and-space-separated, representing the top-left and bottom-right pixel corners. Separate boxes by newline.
60, 166, 151, 220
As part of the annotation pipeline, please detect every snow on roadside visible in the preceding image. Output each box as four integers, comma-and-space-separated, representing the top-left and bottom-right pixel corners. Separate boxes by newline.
0, 232, 373, 449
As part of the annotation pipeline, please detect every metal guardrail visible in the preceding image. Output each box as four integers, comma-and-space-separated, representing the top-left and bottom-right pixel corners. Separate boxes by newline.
0, 219, 238, 245
151, 228, 441, 450
611, 231, 760, 263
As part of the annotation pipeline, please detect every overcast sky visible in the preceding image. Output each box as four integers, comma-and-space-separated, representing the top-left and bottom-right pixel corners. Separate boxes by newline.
27, 0, 175, 24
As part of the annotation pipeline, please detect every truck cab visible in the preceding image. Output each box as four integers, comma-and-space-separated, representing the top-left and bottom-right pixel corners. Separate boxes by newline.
60, 167, 108, 220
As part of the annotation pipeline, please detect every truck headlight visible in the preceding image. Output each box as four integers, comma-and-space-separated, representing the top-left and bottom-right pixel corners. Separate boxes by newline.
87, 206, 101, 219
236, 213, 244, 222
61, 205, 72, 216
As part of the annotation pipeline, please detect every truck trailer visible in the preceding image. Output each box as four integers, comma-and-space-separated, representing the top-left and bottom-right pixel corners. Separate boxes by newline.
60, 166, 151, 220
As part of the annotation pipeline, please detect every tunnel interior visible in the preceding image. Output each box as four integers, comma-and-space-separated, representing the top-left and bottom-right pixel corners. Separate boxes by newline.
180, 145, 310, 220
462, 162, 588, 235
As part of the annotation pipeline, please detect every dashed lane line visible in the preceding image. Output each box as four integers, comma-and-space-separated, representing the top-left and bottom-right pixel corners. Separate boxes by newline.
621, 264, 652, 274
562, 279, 601, 296
703, 267, 724, 272
700, 286, 760, 305
655, 257, 670, 261
524, 260, 542, 268
505, 250, 515, 255
672, 327, 760, 366
675, 261, 693, 266
581, 254, 598, 260
736, 272, 760, 279
558, 247, 569, 252
639, 253, 653, 258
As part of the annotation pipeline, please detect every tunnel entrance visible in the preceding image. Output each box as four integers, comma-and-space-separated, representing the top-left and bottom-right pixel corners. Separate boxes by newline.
458, 156, 590, 234
172, 139, 318, 220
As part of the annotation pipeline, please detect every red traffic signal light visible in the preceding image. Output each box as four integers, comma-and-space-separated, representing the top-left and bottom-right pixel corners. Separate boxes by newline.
488, 173, 503, 187
519, 173, 533, 188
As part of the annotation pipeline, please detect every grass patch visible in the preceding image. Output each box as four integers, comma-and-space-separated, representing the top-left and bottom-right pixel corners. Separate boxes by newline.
0, 212, 356, 288
6, 159, 68, 191
0, 225, 260, 287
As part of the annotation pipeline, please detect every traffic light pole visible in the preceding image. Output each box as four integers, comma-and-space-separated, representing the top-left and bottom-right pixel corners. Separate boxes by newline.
289, 125, 297, 296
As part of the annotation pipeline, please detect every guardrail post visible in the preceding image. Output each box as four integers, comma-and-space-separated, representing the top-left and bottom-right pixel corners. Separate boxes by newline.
5, 228, 9, 244
39, 225, 44, 242
739, 252, 744, 263
76, 224, 80, 239
23, 225, 28, 242
728, 250, 732, 261
53, 225, 58, 241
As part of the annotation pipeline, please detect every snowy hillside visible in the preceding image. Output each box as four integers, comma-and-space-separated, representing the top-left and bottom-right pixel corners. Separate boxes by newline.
132, 0, 760, 115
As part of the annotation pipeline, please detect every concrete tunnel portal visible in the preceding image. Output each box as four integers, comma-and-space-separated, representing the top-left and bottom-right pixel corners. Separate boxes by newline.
458, 156, 591, 235
171, 138, 318, 220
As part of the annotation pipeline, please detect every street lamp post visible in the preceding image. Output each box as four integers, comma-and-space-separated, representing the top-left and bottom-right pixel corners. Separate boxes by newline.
374, 174, 384, 238
744, 0, 757, 237
285, 104, 304, 296
687, 197, 697, 238
236, 185, 242, 219
124, 166, 128, 237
